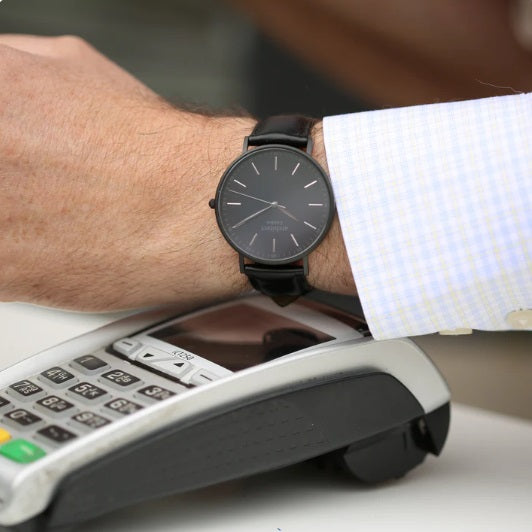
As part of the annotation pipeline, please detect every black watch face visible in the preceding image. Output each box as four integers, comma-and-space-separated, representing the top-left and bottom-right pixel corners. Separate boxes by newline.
215, 145, 334, 264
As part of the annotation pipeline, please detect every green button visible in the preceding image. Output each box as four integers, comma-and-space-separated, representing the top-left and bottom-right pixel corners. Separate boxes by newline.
0, 439, 46, 464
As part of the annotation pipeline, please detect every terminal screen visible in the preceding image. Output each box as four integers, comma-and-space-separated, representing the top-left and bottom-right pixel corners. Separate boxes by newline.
150, 304, 334, 371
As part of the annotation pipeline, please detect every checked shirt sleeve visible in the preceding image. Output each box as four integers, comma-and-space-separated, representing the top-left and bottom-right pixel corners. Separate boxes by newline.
323, 93, 532, 340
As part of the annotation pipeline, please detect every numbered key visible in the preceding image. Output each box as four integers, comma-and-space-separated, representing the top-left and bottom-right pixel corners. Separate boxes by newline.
39, 367, 77, 389
70, 355, 110, 376
67, 382, 108, 404
69, 411, 111, 432
36, 425, 77, 447
3, 409, 45, 431
135, 385, 176, 403
103, 398, 144, 417
99, 370, 142, 391
7, 380, 46, 402
35, 396, 76, 418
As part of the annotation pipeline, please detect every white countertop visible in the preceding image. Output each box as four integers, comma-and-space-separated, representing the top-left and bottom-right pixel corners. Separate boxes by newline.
1, 302, 531, 532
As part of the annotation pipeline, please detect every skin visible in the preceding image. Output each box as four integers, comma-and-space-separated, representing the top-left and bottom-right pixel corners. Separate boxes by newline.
0, 35, 354, 311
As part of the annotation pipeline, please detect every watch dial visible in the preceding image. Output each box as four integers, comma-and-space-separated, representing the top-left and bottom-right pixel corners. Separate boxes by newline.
216, 145, 334, 264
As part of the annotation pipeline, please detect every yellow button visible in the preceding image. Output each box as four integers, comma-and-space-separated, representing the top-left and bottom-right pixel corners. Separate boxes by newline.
0, 427, 11, 444
506, 309, 532, 329
439, 328, 473, 335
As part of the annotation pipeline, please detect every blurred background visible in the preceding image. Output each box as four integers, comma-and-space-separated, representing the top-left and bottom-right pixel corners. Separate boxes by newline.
1, 0, 531, 419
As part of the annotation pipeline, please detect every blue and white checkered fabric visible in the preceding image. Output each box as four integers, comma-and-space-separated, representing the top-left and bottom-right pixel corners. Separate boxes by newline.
323, 93, 532, 339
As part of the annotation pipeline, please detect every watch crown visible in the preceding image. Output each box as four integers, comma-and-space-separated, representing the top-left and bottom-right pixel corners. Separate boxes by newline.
208, 198, 215, 209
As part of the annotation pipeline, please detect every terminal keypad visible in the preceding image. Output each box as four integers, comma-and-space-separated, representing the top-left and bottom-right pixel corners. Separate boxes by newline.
0, 349, 189, 465
0, 337, 224, 466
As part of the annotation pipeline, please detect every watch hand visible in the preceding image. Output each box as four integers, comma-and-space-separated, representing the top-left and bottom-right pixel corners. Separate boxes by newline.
232, 204, 274, 229
227, 189, 286, 209
277, 205, 299, 222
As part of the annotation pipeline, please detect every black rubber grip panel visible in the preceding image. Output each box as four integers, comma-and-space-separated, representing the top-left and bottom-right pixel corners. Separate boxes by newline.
247, 115, 315, 148
244, 263, 312, 306
1, 371, 446, 532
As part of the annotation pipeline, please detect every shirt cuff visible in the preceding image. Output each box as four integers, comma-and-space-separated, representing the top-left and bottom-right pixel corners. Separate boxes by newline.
323, 94, 532, 339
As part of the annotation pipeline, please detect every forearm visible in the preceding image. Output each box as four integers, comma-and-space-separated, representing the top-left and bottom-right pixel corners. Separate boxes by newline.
137, 112, 255, 308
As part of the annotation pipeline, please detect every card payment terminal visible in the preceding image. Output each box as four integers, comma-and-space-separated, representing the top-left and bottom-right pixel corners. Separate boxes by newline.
0, 295, 450, 531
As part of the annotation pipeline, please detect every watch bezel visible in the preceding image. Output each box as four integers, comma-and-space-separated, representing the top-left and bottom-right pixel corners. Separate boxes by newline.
214, 144, 335, 266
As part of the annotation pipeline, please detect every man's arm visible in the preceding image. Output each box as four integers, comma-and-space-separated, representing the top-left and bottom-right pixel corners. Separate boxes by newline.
0, 35, 355, 311
4, 35, 528, 341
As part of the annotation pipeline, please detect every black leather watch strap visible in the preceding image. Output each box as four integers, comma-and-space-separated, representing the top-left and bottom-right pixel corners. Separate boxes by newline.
248, 115, 315, 148
243, 263, 312, 307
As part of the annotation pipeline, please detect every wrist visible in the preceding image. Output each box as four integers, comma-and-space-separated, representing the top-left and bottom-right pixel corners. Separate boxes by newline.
307, 121, 356, 296
139, 112, 354, 310
142, 111, 257, 308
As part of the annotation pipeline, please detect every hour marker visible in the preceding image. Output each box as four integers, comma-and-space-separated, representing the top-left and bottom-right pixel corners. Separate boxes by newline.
304, 180, 317, 188
272, 238, 276, 253
249, 233, 258, 246
304, 221, 317, 230
308, 203, 323, 206
291, 233, 299, 247
251, 162, 260, 175
226, 202, 241, 205
274, 156, 278, 171
291, 162, 301, 175
234, 179, 247, 188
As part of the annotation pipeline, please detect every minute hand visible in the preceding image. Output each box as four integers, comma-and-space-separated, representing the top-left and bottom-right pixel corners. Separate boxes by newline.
232, 204, 274, 229
227, 189, 285, 209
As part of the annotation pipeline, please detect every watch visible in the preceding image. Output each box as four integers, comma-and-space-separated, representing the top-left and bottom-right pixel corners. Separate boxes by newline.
209, 115, 335, 306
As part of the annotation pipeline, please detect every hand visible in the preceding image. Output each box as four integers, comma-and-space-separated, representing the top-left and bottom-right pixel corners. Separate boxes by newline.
0, 35, 355, 311
0, 34, 250, 310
